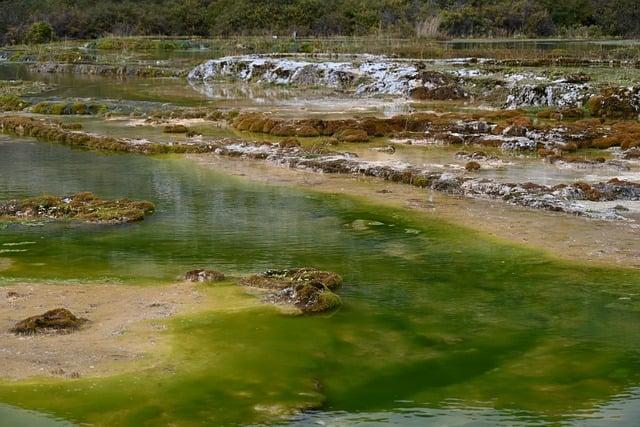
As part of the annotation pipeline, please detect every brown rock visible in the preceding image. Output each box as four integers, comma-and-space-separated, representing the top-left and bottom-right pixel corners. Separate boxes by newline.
465, 161, 481, 171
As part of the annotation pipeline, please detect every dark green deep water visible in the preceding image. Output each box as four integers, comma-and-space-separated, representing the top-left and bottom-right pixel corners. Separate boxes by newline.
0, 137, 640, 426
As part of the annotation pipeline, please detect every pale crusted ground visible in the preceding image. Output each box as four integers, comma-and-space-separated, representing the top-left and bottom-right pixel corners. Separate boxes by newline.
188, 153, 640, 269
0, 282, 203, 380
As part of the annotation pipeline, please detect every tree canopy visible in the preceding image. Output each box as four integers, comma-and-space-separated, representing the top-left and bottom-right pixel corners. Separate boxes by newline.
1, 0, 639, 45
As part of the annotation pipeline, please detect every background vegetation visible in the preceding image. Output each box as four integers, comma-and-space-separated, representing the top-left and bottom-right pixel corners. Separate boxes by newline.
1, 0, 640, 46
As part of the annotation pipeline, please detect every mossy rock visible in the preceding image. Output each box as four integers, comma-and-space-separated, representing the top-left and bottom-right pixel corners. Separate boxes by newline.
0, 115, 217, 155
412, 174, 430, 188
240, 267, 344, 314
0, 95, 31, 111
31, 102, 107, 115
279, 138, 301, 149
61, 122, 83, 130
163, 124, 189, 133
587, 88, 639, 119
185, 269, 225, 282
11, 308, 88, 335
291, 282, 342, 314
335, 128, 369, 142
465, 161, 481, 171
0, 192, 155, 224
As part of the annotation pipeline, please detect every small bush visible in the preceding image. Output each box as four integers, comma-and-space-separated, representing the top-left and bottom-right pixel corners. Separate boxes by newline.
25, 22, 53, 45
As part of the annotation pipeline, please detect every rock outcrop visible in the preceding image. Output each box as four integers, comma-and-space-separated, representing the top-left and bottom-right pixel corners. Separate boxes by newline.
189, 55, 467, 98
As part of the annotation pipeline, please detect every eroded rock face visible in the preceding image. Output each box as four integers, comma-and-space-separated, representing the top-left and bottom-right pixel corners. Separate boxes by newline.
188, 55, 466, 98
11, 308, 88, 335
239, 268, 343, 314
506, 82, 592, 109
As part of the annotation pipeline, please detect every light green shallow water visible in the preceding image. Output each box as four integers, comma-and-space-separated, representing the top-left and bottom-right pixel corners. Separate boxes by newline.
0, 137, 639, 426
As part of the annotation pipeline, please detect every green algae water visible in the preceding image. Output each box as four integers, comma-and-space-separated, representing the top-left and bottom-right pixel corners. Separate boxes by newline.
1, 137, 640, 426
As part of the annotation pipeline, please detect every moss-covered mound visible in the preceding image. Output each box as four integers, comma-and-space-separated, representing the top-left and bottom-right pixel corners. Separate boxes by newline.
0, 81, 54, 112
163, 124, 189, 133
0, 192, 155, 224
586, 87, 640, 119
0, 95, 31, 112
465, 161, 481, 171
0, 116, 220, 154
240, 267, 343, 314
11, 308, 88, 335
31, 101, 108, 115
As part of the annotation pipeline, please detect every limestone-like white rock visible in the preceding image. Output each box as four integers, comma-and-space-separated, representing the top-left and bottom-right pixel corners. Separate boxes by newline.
188, 55, 466, 98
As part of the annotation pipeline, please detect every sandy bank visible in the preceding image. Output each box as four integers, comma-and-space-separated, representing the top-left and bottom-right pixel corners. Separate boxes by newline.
0, 282, 204, 380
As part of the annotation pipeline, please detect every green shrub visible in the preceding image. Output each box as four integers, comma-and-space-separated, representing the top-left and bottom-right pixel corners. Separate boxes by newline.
24, 22, 53, 45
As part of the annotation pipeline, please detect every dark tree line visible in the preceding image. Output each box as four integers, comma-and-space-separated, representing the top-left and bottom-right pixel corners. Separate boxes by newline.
1, 0, 639, 45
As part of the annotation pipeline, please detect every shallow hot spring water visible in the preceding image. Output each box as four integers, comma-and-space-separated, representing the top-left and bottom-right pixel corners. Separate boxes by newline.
0, 138, 639, 426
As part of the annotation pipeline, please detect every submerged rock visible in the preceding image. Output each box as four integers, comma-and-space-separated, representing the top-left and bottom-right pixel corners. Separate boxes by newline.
240, 268, 343, 314
370, 145, 396, 154
11, 308, 88, 335
0, 192, 155, 224
184, 269, 225, 282
546, 155, 630, 171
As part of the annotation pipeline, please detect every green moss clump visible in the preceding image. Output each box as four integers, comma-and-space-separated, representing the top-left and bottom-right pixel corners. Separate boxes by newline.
163, 124, 189, 133
587, 88, 639, 119
0, 192, 155, 224
31, 102, 107, 115
311, 287, 342, 312
239, 268, 344, 314
0, 95, 30, 111
61, 122, 83, 130
0, 116, 220, 155
334, 128, 369, 142
412, 175, 430, 188
293, 282, 342, 314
